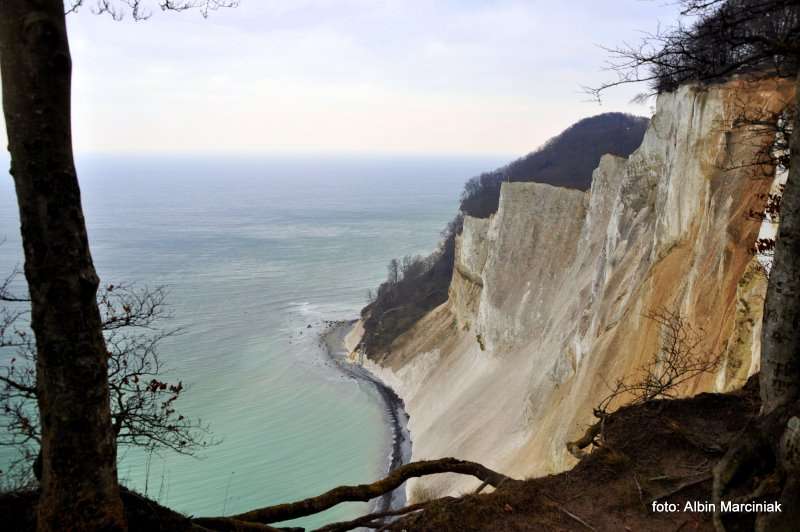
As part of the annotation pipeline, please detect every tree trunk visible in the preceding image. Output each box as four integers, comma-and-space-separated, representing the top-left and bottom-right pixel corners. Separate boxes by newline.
0, 2, 126, 530
760, 72, 800, 415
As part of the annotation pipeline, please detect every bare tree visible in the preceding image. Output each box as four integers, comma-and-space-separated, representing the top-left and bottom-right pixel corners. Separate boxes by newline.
365, 288, 377, 305
0, 3, 125, 527
567, 308, 719, 459
400, 254, 427, 281
0, 1, 235, 529
0, 273, 213, 486
387, 258, 401, 286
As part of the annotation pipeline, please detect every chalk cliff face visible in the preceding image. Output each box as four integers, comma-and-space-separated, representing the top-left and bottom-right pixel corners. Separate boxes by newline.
351, 79, 794, 498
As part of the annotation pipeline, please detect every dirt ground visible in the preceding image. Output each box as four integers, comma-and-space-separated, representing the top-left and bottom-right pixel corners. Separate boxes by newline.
386, 376, 769, 532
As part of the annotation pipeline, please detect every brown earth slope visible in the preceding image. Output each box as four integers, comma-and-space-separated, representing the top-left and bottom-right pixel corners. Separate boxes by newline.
384, 375, 788, 532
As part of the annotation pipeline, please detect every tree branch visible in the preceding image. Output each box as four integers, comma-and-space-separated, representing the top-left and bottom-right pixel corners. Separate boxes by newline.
313, 499, 450, 532
194, 458, 513, 527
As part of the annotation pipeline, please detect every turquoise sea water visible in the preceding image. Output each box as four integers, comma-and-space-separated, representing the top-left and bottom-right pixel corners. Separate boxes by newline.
0, 154, 505, 528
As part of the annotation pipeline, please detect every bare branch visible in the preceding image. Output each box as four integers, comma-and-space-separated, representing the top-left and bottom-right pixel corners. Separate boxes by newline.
568, 308, 720, 458
195, 458, 513, 527
65, 0, 238, 21
0, 266, 28, 303
588, 1, 800, 101
313, 499, 447, 532
0, 277, 215, 471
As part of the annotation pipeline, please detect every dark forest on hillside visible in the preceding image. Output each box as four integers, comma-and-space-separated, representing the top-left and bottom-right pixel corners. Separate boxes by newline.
459, 113, 649, 218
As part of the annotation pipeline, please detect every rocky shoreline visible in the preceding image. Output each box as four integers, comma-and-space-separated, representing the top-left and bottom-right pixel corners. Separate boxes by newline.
320, 320, 412, 513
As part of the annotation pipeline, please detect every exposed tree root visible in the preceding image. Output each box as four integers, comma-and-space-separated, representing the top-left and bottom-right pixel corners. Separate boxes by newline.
194, 458, 513, 528
712, 402, 800, 532
567, 418, 603, 459
568, 308, 720, 462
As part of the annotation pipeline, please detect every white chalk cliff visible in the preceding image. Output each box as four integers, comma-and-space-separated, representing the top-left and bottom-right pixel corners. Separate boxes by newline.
348, 79, 795, 499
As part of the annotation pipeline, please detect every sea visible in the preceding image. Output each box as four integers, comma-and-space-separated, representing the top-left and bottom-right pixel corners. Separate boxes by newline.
0, 153, 506, 528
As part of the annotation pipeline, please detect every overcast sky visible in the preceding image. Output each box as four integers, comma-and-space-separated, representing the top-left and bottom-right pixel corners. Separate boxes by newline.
1, 1, 684, 156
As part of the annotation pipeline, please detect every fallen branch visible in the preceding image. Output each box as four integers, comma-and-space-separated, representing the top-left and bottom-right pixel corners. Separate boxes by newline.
185, 517, 284, 531
195, 458, 512, 527
314, 498, 457, 532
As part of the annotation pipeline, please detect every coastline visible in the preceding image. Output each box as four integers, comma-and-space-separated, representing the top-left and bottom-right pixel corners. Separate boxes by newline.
320, 320, 412, 513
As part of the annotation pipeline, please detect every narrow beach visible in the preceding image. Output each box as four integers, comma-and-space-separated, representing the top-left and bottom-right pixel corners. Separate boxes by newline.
321, 320, 412, 513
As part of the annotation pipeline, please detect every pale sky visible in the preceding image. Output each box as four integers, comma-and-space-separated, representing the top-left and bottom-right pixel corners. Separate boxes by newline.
1, 1, 683, 156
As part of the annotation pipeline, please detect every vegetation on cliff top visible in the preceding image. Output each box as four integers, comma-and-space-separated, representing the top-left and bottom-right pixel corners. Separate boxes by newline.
360, 216, 462, 357
590, 0, 799, 99
459, 112, 649, 218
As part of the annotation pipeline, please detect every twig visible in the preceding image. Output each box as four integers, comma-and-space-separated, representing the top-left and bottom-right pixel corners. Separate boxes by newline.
554, 502, 596, 531
632, 473, 646, 507
543, 493, 596, 531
